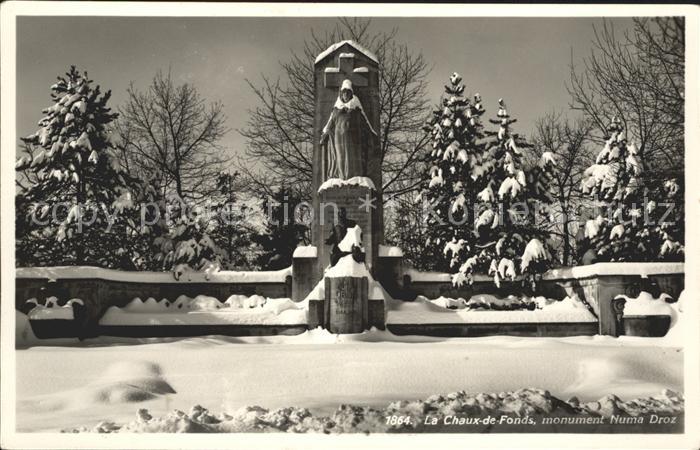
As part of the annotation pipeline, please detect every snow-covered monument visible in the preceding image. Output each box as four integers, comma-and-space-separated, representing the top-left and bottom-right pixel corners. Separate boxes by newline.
16, 41, 684, 341
294, 40, 389, 333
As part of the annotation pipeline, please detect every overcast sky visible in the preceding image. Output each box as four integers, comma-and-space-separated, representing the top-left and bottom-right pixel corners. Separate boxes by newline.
17, 16, 634, 163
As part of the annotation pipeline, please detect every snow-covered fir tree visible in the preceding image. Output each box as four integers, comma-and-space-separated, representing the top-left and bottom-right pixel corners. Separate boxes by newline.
152, 194, 226, 280
580, 117, 684, 262
15, 66, 138, 267
420, 72, 487, 271
444, 98, 556, 287
151, 172, 273, 277
253, 187, 308, 270
655, 177, 684, 260
209, 172, 267, 270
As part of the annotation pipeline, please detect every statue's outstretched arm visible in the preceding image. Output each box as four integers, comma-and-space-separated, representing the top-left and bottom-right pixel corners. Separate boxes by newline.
321, 109, 336, 144
359, 105, 378, 136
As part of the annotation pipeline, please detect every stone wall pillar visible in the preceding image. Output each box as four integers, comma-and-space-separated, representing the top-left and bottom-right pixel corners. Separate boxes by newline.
292, 246, 318, 302
367, 299, 385, 330
308, 298, 325, 330
376, 247, 405, 299
595, 275, 640, 336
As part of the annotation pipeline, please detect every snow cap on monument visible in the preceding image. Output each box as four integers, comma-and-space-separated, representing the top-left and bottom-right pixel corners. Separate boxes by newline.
315, 40, 379, 65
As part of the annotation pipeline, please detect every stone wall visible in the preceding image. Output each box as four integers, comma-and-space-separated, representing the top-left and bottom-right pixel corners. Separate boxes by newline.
16, 270, 292, 329
400, 263, 685, 336
388, 322, 599, 338
16, 262, 684, 338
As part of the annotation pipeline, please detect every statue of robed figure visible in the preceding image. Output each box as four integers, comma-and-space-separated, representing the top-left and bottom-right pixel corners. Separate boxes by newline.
320, 79, 378, 180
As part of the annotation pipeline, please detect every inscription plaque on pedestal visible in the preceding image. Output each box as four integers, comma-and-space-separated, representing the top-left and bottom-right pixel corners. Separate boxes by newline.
324, 276, 368, 334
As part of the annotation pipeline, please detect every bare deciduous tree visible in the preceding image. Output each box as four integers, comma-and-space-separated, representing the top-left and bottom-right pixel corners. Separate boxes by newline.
116, 70, 229, 201
568, 18, 684, 179
529, 112, 595, 265
238, 18, 431, 200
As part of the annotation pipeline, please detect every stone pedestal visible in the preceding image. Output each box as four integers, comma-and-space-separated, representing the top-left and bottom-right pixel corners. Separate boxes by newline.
324, 276, 368, 334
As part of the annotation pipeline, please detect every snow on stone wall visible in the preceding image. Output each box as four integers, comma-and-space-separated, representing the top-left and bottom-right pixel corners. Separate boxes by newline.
404, 268, 492, 283
622, 292, 675, 316
25, 298, 83, 321
544, 262, 683, 280
386, 294, 596, 324
405, 262, 683, 284
99, 295, 307, 326
16, 266, 292, 284
292, 246, 317, 258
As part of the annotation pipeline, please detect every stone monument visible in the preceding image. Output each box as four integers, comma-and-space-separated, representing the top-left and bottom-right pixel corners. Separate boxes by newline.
312, 40, 383, 276
292, 40, 391, 333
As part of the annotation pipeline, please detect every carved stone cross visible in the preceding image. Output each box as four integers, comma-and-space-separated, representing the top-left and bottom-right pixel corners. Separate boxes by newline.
324, 53, 369, 88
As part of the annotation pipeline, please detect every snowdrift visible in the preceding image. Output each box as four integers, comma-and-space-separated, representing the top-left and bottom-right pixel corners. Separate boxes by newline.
63, 387, 683, 433
18, 360, 175, 414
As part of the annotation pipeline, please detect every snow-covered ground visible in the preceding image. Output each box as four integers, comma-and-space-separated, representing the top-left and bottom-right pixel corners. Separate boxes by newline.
15, 327, 682, 432
14, 290, 687, 433
63, 387, 683, 433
